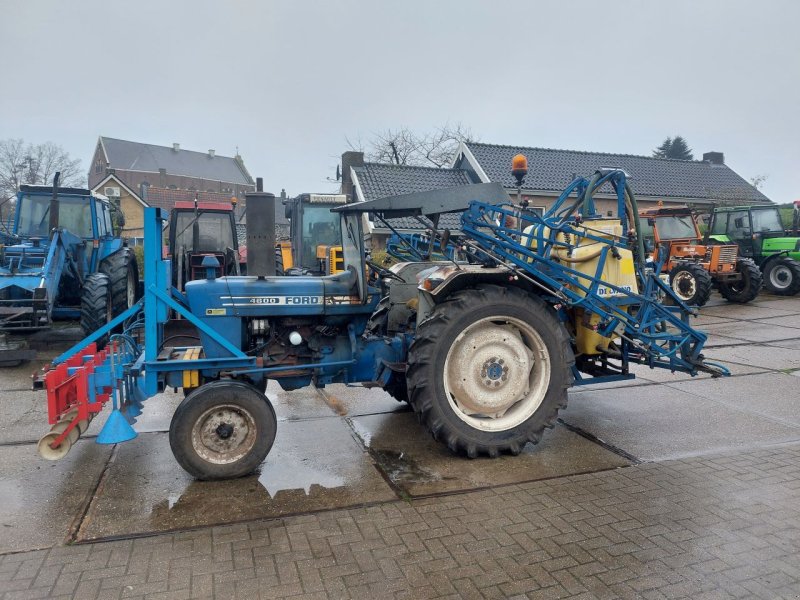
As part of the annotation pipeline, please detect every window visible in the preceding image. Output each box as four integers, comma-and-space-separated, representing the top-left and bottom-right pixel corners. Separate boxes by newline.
654, 215, 698, 240
725, 210, 751, 240
750, 208, 784, 233
173, 211, 234, 253
16, 195, 93, 238
104, 204, 113, 235
94, 159, 103, 174
710, 213, 728, 235
300, 205, 342, 270
95, 201, 106, 236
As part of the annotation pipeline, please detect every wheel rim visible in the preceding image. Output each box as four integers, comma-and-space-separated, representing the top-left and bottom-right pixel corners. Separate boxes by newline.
126, 267, 136, 308
190, 404, 258, 465
671, 271, 696, 301
769, 265, 792, 290
443, 316, 551, 432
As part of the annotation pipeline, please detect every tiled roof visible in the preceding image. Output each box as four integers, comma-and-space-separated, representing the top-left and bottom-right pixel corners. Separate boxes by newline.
100, 137, 253, 185
143, 187, 247, 223
463, 142, 770, 204
353, 163, 474, 230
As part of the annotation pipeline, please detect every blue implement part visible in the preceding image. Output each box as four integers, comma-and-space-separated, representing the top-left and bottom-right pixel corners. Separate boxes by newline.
455, 169, 728, 379
96, 408, 137, 445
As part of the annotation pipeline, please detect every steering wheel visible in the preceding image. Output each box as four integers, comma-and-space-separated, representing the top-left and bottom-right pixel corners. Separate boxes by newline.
366, 260, 404, 282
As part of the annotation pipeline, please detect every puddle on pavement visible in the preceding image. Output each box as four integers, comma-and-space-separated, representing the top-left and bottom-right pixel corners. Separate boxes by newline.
76, 418, 396, 541
257, 457, 345, 495
371, 449, 441, 484
349, 412, 631, 497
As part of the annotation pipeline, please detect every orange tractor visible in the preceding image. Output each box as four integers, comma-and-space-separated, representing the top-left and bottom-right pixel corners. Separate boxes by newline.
639, 205, 762, 306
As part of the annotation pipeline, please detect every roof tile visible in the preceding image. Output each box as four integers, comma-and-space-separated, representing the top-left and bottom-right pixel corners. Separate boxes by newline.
354, 163, 473, 230
464, 142, 770, 204
101, 137, 253, 186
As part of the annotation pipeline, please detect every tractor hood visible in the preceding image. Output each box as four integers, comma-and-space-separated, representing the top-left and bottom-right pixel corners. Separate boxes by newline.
184, 269, 369, 318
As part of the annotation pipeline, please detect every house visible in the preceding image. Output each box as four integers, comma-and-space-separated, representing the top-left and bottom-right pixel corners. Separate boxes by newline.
88, 137, 255, 239
92, 174, 247, 242
342, 143, 770, 245
89, 137, 254, 198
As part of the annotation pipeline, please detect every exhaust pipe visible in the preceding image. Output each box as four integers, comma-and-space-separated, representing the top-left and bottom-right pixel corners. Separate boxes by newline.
245, 180, 277, 278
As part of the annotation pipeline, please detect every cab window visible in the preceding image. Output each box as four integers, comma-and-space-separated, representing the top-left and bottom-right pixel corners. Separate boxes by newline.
95, 201, 106, 236
725, 210, 751, 240
104, 204, 113, 236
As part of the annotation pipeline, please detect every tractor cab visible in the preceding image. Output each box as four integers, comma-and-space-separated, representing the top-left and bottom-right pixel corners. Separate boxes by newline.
708, 205, 785, 258
4, 185, 116, 280
12, 185, 114, 241
279, 193, 346, 275
708, 205, 800, 295
638, 206, 703, 259
168, 200, 240, 291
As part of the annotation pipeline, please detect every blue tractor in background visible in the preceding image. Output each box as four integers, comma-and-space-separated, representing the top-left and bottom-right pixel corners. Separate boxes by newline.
0, 173, 138, 363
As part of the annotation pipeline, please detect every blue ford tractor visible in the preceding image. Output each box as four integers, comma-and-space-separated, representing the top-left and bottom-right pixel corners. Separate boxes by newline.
0, 174, 138, 362
35, 167, 728, 480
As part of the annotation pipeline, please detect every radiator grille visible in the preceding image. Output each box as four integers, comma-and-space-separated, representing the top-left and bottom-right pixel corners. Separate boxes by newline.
718, 246, 738, 265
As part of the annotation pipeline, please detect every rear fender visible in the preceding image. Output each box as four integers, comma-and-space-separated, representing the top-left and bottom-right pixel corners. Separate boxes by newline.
415, 265, 530, 322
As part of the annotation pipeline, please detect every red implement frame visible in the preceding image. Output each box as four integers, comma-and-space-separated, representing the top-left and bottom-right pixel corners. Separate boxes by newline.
42, 342, 115, 449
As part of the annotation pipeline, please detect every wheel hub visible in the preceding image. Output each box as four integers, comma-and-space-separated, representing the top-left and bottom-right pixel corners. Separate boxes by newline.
672, 271, 696, 299
481, 358, 508, 387
215, 422, 234, 440
192, 405, 256, 464
446, 322, 535, 418
771, 265, 791, 288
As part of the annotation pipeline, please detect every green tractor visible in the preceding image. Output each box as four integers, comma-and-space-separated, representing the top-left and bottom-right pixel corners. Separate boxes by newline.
707, 204, 800, 295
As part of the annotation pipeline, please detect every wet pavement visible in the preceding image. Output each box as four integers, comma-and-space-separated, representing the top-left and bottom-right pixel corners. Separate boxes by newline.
0, 292, 798, 563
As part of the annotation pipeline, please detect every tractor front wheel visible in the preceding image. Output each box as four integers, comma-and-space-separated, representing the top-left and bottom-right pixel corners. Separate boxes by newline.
406, 285, 574, 458
668, 263, 713, 306
169, 380, 277, 480
718, 259, 762, 304
80, 273, 112, 342
763, 258, 800, 296
101, 247, 140, 318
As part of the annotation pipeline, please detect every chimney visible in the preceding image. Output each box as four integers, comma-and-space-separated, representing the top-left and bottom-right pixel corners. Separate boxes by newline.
340, 151, 364, 201
172, 143, 180, 152
208, 149, 215, 158
703, 151, 724, 165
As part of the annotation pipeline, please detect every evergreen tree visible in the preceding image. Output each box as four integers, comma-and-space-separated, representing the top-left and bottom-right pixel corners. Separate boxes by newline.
652, 136, 694, 160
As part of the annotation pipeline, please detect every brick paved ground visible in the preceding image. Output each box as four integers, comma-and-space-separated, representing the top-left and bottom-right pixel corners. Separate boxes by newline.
2, 443, 800, 600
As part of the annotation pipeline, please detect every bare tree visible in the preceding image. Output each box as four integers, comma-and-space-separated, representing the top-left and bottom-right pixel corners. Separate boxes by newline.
0, 138, 84, 201
350, 123, 478, 168
749, 173, 768, 190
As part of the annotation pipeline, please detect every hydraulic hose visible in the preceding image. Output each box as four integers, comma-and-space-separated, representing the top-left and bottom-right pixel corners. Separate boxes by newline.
624, 182, 646, 271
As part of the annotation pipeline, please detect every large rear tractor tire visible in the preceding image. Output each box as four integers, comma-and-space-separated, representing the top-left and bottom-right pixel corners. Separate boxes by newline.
717, 259, 762, 303
406, 285, 574, 458
169, 380, 277, 480
80, 273, 112, 342
763, 257, 800, 296
101, 247, 139, 318
668, 263, 713, 306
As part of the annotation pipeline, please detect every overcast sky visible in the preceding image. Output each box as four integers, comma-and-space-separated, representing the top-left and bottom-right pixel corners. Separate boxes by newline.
1, 0, 798, 202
